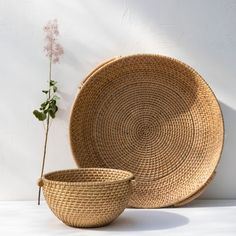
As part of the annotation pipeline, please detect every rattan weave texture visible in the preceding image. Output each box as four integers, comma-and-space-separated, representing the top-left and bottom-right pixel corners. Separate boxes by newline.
40, 168, 133, 227
70, 54, 224, 208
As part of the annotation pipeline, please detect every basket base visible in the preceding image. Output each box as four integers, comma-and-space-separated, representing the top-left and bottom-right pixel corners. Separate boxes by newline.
63, 219, 115, 228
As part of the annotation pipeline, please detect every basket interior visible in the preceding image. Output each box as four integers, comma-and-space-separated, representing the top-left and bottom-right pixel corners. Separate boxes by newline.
44, 169, 133, 183
69, 54, 224, 208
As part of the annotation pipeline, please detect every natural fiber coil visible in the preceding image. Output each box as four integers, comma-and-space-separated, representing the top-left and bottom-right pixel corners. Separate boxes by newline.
40, 168, 134, 227
174, 170, 216, 207
70, 54, 224, 208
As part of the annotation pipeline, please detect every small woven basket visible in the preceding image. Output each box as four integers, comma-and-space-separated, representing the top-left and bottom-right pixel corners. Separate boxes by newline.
38, 168, 134, 228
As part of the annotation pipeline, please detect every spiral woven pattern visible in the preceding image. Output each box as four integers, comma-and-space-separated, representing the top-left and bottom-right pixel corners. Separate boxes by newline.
70, 54, 224, 208
41, 168, 133, 227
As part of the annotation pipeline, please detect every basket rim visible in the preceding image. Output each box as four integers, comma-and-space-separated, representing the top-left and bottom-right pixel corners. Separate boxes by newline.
42, 168, 134, 186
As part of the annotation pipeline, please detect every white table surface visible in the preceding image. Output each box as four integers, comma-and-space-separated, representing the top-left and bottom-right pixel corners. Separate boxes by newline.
0, 200, 235, 236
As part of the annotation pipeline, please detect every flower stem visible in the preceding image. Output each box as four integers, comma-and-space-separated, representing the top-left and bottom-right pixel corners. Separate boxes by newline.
38, 57, 52, 205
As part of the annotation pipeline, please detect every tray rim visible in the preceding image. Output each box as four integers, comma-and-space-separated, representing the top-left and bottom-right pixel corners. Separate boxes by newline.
69, 54, 225, 208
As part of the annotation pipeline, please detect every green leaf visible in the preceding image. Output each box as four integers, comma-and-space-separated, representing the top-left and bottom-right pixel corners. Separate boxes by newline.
45, 103, 50, 110
50, 80, 57, 86
52, 104, 58, 113
49, 110, 56, 118
55, 105, 58, 112
42, 90, 48, 94
33, 110, 46, 121
48, 102, 58, 118
53, 86, 57, 92
40, 101, 49, 113
50, 99, 56, 105
40, 101, 48, 109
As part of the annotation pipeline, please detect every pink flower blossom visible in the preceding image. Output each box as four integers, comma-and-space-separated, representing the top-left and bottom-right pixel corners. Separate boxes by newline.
44, 19, 64, 63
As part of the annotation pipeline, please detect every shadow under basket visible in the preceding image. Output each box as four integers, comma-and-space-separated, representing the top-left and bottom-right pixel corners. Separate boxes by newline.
38, 168, 134, 228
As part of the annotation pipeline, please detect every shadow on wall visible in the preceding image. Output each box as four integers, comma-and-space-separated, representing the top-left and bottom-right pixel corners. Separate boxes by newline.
110, 0, 236, 110
202, 102, 236, 199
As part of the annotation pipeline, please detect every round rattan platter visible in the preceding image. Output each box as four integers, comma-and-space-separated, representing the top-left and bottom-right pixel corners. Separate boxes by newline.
69, 54, 224, 208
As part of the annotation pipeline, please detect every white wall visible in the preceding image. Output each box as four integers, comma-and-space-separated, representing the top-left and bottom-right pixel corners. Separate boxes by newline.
0, 0, 236, 200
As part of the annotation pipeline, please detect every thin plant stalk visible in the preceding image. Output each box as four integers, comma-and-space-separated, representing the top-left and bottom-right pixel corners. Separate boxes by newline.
38, 57, 52, 205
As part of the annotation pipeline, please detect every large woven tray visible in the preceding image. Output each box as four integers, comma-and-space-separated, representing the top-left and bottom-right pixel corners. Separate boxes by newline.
69, 54, 224, 208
